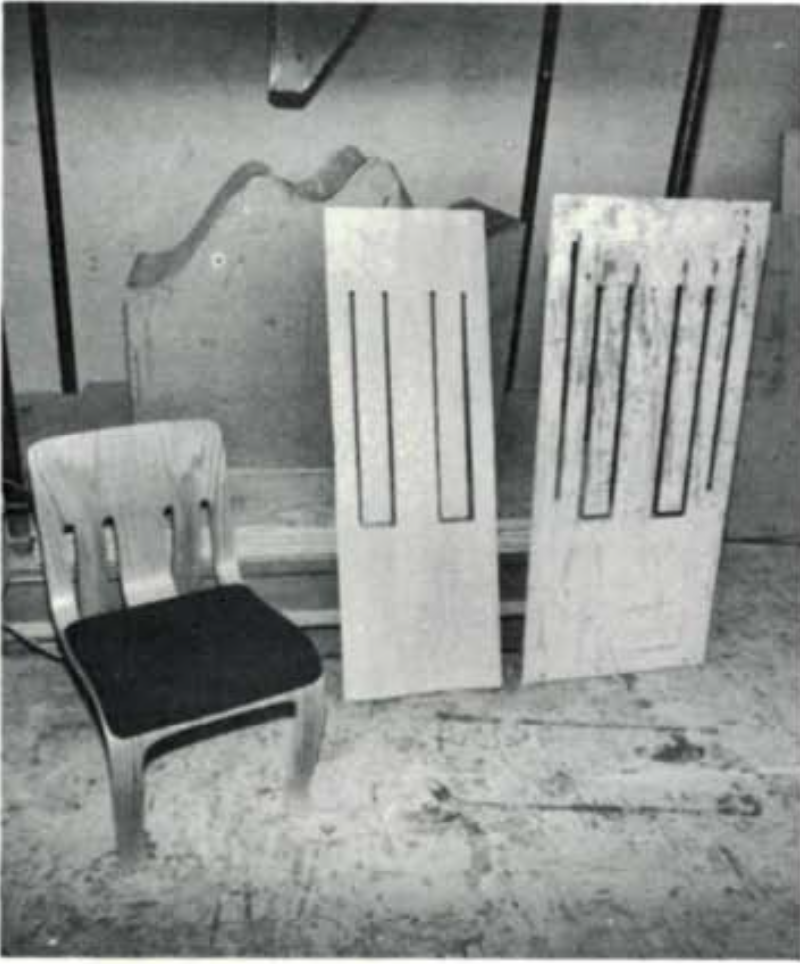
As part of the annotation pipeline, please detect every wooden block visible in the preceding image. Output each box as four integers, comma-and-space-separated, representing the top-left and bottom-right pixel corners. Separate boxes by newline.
268, 4, 372, 108
523, 195, 770, 683
124, 149, 411, 469
781, 130, 800, 215
325, 209, 502, 701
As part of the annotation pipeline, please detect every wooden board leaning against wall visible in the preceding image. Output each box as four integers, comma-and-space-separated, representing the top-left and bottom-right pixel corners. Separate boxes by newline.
6, 138, 797, 639
523, 195, 771, 684
325, 208, 502, 700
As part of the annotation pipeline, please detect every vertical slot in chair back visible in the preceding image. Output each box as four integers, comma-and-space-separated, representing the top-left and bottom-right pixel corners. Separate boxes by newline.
28, 420, 238, 633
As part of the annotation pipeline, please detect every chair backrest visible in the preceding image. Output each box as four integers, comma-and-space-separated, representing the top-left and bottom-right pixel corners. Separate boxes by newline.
27, 420, 240, 636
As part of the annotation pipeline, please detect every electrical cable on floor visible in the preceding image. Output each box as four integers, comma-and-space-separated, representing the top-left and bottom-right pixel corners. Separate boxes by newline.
2, 621, 63, 662
3, 618, 63, 663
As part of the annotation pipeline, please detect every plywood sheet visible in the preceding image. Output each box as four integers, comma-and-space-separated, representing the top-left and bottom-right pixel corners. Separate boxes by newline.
325, 209, 502, 700
523, 195, 770, 683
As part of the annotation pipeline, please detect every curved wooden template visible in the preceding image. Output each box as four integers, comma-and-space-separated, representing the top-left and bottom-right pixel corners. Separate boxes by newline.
123, 149, 413, 468
127, 161, 270, 290
126, 146, 392, 291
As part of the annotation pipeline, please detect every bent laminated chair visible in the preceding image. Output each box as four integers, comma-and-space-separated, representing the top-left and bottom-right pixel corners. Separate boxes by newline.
27, 420, 326, 866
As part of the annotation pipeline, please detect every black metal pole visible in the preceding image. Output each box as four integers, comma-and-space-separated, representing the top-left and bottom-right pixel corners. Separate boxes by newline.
666, 6, 723, 198
3, 329, 27, 504
28, 2, 78, 394
504, 5, 561, 393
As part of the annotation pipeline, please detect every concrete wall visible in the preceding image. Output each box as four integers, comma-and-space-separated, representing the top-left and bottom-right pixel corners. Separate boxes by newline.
4, 4, 800, 393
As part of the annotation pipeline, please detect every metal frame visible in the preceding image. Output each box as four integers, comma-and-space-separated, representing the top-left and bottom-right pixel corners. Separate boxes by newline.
666, 6, 724, 198
28, 2, 78, 394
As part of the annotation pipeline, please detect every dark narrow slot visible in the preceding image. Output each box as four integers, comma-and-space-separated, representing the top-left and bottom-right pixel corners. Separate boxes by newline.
578, 285, 611, 520
607, 270, 638, 513
460, 293, 475, 522
554, 238, 580, 500
680, 285, 715, 508
381, 292, 397, 526
430, 292, 475, 524
348, 290, 396, 528
707, 247, 745, 491
348, 291, 365, 525
429, 291, 444, 521
652, 282, 685, 517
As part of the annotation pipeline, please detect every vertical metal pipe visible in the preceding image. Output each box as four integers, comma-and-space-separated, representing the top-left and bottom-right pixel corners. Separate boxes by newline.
504, 5, 561, 393
28, 2, 78, 394
3, 330, 27, 502
666, 6, 723, 198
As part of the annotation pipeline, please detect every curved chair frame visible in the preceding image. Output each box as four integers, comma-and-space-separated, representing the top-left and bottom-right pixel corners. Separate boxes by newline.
28, 420, 325, 865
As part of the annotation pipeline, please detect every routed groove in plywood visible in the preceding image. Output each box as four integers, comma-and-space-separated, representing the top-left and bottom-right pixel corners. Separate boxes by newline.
554, 237, 580, 500
577, 270, 639, 521
652, 277, 687, 517
707, 247, 746, 492
430, 292, 475, 523
326, 208, 501, 701
652, 268, 719, 517
524, 195, 770, 684
578, 284, 609, 519
348, 290, 396, 528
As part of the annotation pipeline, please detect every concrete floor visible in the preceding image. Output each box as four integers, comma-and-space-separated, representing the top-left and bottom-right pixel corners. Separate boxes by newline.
2, 543, 799, 957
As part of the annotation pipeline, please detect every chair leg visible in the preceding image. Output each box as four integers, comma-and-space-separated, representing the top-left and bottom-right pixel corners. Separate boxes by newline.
286, 677, 326, 802
106, 736, 147, 866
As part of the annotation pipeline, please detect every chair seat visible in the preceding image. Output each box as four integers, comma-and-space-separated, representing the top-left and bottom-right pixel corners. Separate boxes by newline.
65, 585, 323, 738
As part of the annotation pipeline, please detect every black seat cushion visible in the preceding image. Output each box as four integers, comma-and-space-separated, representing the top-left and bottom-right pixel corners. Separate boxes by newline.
65, 585, 323, 738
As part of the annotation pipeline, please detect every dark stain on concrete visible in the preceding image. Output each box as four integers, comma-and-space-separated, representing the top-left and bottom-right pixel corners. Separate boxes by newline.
523, 801, 705, 818
517, 717, 718, 735
716, 792, 763, 818
436, 711, 501, 725
651, 732, 706, 763
430, 781, 453, 804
